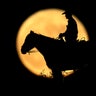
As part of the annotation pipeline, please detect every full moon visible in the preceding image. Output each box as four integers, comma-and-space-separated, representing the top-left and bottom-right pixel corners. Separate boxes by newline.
16, 8, 89, 78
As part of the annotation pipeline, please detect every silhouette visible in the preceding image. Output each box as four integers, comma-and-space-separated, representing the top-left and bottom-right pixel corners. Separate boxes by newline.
59, 10, 78, 44
21, 30, 89, 84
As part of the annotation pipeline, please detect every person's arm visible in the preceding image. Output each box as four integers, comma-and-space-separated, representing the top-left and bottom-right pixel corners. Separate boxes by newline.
58, 33, 65, 40
59, 33, 65, 38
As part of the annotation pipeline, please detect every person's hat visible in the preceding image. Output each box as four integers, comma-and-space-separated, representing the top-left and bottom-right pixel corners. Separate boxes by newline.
62, 10, 72, 15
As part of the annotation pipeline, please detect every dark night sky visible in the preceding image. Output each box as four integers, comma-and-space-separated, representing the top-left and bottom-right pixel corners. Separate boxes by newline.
3, 0, 95, 94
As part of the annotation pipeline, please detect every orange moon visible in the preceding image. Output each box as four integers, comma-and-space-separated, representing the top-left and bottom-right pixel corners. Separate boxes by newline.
16, 8, 89, 78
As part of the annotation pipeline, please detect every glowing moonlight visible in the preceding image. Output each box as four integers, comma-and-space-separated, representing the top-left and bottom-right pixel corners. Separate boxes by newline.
16, 8, 89, 78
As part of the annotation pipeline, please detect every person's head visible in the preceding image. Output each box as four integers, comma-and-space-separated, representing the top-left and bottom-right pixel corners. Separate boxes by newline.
62, 10, 72, 19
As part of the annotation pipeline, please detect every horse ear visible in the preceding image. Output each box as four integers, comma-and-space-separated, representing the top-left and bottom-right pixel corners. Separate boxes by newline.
30, 30, 34, 34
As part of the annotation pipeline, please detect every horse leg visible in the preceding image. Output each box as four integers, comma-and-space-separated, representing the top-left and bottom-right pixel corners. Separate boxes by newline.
52, 68, 64, 85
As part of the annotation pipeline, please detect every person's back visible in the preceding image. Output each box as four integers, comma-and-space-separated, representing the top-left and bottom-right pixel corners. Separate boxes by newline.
65, 14, 78, 42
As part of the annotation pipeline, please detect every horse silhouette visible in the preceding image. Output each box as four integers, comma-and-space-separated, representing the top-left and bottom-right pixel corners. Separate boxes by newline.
21, 30, 89, 83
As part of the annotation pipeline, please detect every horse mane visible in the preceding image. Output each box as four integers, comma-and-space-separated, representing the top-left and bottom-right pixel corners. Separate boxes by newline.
30, 30, 58, 41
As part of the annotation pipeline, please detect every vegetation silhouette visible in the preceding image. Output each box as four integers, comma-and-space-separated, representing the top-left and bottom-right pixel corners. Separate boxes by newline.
21, 30, 89, 84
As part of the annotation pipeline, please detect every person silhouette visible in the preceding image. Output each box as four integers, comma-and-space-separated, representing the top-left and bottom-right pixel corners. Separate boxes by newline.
59, 10, 78, 44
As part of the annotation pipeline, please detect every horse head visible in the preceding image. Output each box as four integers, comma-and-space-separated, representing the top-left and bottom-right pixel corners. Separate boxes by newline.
21, 30, 37, 54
